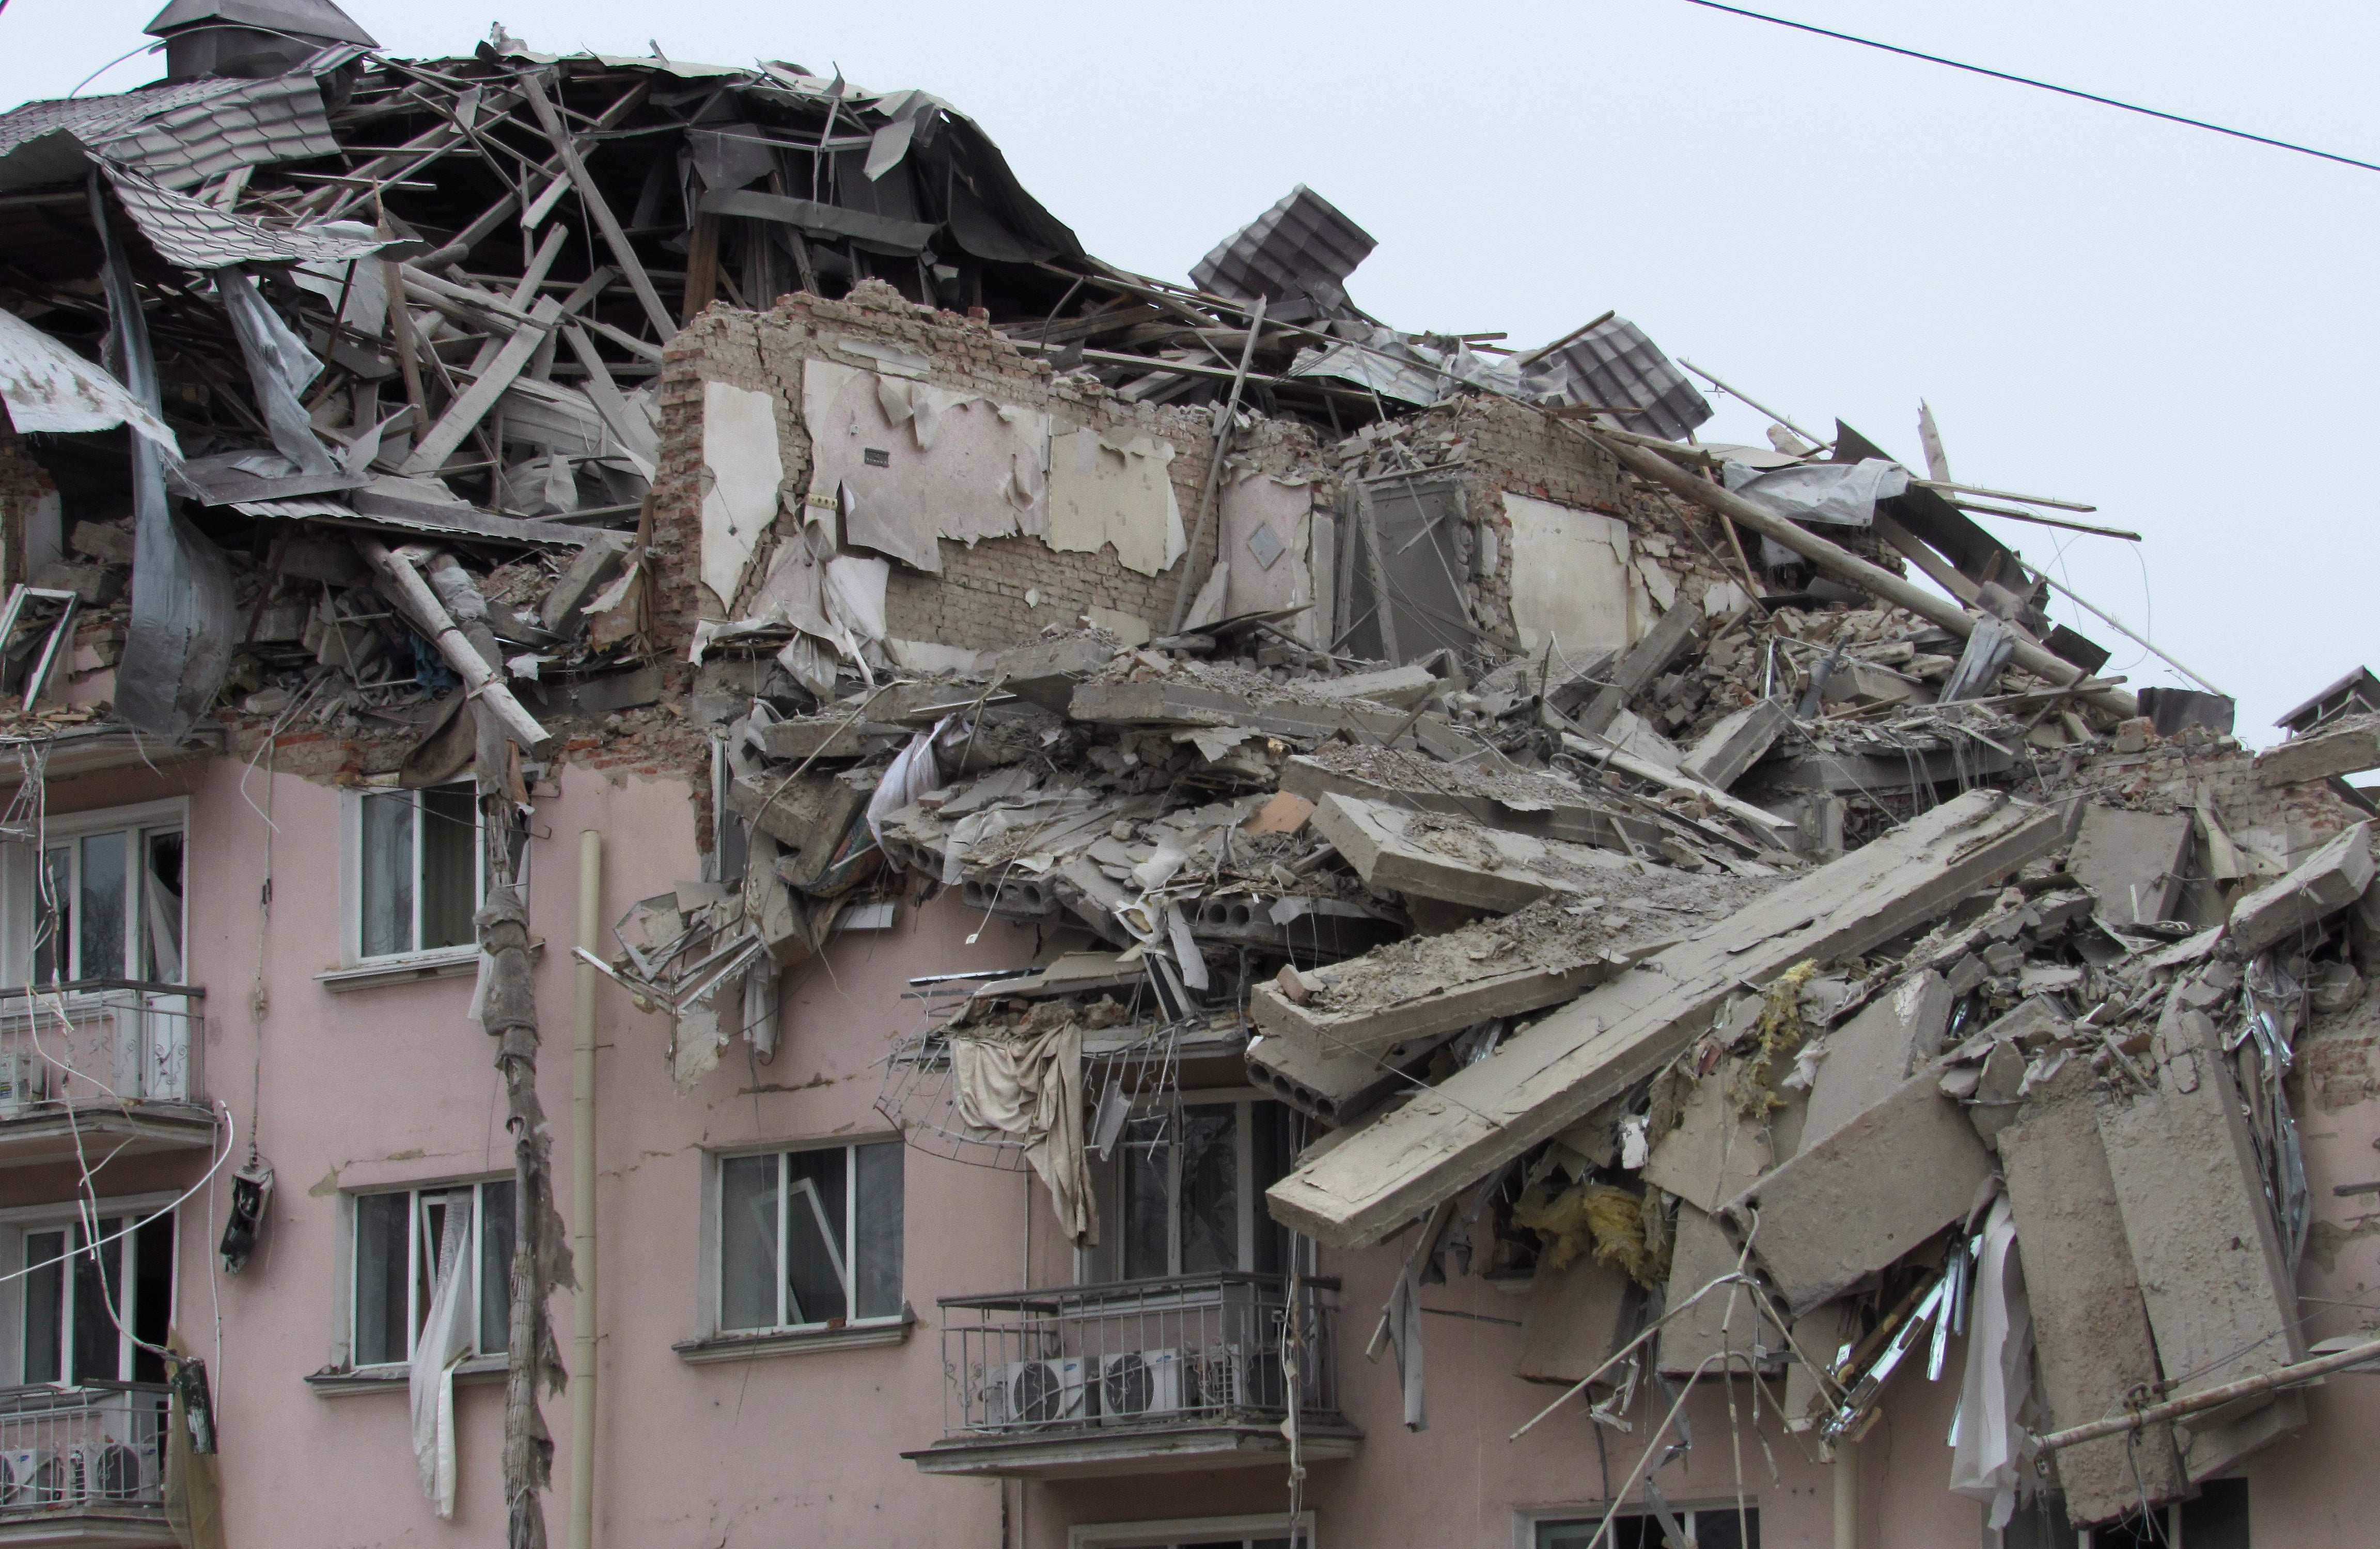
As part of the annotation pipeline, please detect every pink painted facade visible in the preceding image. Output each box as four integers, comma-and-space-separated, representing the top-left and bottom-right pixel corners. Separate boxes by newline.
5, 743, 2378, 1549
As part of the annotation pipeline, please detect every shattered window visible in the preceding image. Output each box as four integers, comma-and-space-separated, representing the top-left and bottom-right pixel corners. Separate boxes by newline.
7, 807, 186, 988
1536, 1508, 1759, 1548
355, 784, 483, 960
1090, 1098, 1298, 1282
10, 1209, 174, 1386
349, 1180, 512, 1369
717, 1140, 904, 1333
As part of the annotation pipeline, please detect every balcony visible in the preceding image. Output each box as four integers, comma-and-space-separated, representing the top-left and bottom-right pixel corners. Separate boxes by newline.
904, 1273, 1360, 1479
0, 1384, 173, 1547
0, 984, 212, 1169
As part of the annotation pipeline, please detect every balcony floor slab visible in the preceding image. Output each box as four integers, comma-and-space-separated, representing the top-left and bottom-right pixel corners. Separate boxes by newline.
903, 1419, 1361, 1479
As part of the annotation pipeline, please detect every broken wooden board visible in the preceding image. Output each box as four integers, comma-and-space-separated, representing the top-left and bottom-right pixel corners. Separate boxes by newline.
2002, 1080, 2188, 1525
1309, 791, 1647, 912
2254, 714, 2380, 787
2096, 997, 2306, 1480
1069, 677, 1419, 743
1720, 1070, 1992, 1316
1557, 730, 1793, 848
1677, 699, 1791, 791
1267, 791, 2065, 1248
2067, 804, 2192, 926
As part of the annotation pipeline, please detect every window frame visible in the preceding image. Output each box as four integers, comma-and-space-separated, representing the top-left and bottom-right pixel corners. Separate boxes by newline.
1068, 1512, 1317, 1549
340, 781, 491, 968
1078, 1087, 1304, 1285
0, 797, 189, 991
0, 1190, 179, 1388
1516, 1502, 1762, 1549
337, 1177, 512, 1374
698, 1136, 906, 1342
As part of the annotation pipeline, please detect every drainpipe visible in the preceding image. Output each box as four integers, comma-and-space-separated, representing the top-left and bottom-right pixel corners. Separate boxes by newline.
1833, 1437, 1858, 1549
569, 830, 602, 1549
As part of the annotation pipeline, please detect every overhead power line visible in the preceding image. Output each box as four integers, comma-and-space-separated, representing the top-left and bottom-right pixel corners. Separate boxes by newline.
1680, 0, 2380, 174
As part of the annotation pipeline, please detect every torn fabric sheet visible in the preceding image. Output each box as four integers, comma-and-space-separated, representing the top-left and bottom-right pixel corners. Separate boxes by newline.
1948, 1195, 2032, 1530
0, 307, 181, 452
950, 1020, 1097, 1243
1721, 457, 1908, 528
214, 265, 338, 475
409, 1200, 473, 1519
868, 713, 954, 848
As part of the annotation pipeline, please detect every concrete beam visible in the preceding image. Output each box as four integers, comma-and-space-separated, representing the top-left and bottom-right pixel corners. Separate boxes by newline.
2226, 820, 2374, 958
2254, 714, 2380, 787
2068, 804, 2193, 926
1267, 792, 2064, 1248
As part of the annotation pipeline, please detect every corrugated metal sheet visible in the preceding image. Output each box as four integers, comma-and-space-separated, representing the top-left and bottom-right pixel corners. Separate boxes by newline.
1522, 316, 1713, 443
104, 165, 390, 269
0, 73, 339, 191
1191, 185, 1375, 309
145, 1, 379, 47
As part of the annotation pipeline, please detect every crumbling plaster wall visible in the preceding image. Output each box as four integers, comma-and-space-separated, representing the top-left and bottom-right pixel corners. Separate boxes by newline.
653, 282, 1333, 663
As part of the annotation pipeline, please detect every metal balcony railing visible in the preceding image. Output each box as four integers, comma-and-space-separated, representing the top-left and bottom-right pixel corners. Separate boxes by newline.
0, 981, 206, 1116
936, 1273, 1340, 1436
0, 1383, 170, 1515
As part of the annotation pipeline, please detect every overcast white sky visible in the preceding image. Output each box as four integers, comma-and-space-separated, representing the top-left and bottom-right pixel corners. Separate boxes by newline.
6, 1, 2374, 742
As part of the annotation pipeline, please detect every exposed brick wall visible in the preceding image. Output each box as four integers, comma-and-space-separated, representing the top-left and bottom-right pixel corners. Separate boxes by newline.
653, 281, 1332, 662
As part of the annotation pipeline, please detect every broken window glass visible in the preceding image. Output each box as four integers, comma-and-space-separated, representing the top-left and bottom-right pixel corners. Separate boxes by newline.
358, 785, 481, 959
77, 831, 127, 981
359, 790, 414, 958
350, 1182, 509, 1367
143, 830, 184, 982
1178, 1105, 1239, 1274
34, 844, 70, 984
716, 1141, 904, 1333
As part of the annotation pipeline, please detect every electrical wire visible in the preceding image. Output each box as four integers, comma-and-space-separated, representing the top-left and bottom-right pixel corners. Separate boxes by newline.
1680, 1, 2380, 174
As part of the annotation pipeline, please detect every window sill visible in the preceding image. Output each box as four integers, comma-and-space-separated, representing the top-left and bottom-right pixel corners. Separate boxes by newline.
316, 940, 542, 993
673, 1309, 915, 1365
306, 1354, 509, 1397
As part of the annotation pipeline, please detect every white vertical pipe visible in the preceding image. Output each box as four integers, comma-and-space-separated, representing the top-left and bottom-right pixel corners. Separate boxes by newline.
569, 829, 601, 1549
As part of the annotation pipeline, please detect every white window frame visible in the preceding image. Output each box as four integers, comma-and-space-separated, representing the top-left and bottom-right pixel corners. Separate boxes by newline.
1069, 1512, 1317, 1549
1079, 1087, 1305, 1284
1514, 1501, 1762, 1549
335, 1177, 511, 1373
338, 781, 492, 968
697, 1137, 905, 1341
0, 797, 189, 991
0, 1190, 179, 1388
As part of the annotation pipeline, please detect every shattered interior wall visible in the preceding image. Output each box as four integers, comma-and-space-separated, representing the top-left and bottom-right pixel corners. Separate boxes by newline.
0, 420, 59, 589
653, 282, 1333, 664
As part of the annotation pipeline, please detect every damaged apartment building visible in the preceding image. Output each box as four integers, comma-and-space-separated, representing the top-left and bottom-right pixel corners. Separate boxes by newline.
3, 5, 2379, 1548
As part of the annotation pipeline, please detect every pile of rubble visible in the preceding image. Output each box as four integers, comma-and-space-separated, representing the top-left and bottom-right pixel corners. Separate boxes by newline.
567, 491, 2373, 1527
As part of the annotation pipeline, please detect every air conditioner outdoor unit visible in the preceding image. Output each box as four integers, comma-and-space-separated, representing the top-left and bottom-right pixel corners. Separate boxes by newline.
0, 1448, 43, 1506
81, 1442, 145, 1503
1185, 1343, 1252, 1411
5, 1447, 80, 1507
0, 1051, 43, 1119
1096, 1348, 1189, 1422
978, 1357, 1093, 1429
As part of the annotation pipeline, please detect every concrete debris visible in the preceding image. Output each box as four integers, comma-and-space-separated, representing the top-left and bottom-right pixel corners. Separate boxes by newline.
11, 24, 2380, 1535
